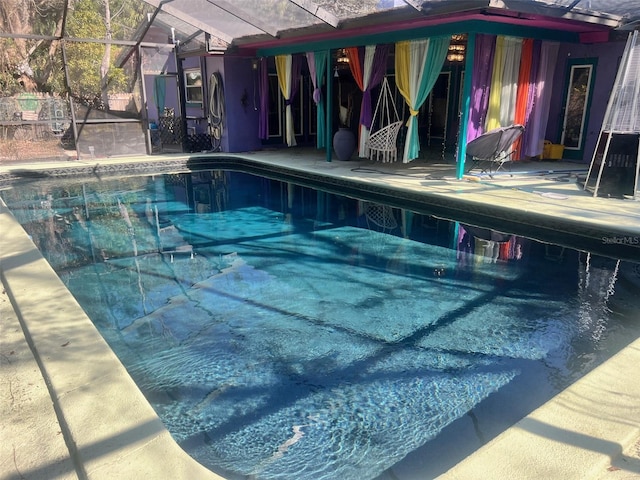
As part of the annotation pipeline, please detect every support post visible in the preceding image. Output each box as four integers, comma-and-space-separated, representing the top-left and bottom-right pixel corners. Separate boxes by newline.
451, 221, 460, 251
592, 131, 613, 198
60, 40, 80, 160
326, 49, 333, 162
634, 134, 640, 200
456, 32, 476, 179
175, 53, 189, 153
138, 44, 153, 155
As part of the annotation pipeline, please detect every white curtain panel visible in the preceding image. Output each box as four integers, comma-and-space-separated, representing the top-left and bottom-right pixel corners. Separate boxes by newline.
359, 45, 377, 157
499, 36, 523, 127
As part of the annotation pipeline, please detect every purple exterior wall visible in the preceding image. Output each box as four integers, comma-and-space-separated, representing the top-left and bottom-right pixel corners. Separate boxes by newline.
203, 55, 260, 153
546, 39, 626, 163
204, 56, 226, 150
181, 57, 209, 135
221, 56, 261, 153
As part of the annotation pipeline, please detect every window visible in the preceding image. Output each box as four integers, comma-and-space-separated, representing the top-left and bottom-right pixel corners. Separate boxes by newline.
184, 69, 203, 104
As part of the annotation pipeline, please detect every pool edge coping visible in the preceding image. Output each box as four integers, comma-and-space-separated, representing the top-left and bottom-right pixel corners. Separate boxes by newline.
437, 335, 640, 479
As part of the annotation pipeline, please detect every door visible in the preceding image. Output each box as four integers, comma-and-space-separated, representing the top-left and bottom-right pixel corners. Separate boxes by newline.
153, 74, 181, 151
264, 73, 309, 146
560, 59, 597, 160
419, 72, 451, 149
428, 72, 451, 147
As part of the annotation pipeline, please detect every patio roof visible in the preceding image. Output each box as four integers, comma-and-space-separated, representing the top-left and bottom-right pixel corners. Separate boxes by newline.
141, 0, 639, 55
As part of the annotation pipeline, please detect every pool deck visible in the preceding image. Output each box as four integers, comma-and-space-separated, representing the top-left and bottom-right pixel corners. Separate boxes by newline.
1, 150, 640, 480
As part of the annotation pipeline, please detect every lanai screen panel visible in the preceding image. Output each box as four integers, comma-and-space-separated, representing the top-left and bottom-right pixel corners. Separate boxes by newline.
141, 0, 640, 47
66, 43, 146, 158
147, 0, 323, 43
145, 0, 271, 43
63, 1, 152, 42
154, 11, 205, 44
551, 0, 636, 19
318, 0, 408, 19
206, 0, 327, 35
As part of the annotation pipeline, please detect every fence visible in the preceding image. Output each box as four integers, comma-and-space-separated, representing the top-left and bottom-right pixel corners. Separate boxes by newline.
0, 94, 74, 162
0, 93, 211, 162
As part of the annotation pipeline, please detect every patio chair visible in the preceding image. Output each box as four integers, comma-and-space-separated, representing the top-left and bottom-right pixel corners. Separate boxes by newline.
366, 77, 402, 163
466, 124, 524, 177
367, 120, 403, 163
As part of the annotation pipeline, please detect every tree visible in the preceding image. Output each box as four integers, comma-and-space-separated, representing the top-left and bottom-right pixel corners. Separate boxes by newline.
0, 0, 146, 100
65, 0, 146, 107
0, 0, 66, 93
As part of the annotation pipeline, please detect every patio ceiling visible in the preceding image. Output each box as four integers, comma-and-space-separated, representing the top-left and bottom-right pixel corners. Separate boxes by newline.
141, 0, 639, 55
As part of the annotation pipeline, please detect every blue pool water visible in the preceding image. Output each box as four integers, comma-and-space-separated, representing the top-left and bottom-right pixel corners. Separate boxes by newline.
2, 169, 639, 480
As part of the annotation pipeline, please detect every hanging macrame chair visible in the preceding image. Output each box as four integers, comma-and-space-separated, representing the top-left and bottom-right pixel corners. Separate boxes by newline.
366, 76, 403, 163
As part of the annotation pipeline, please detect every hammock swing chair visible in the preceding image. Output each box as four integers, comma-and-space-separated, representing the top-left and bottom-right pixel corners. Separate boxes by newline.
366, 76, 403, 163
363, 201, 398, 231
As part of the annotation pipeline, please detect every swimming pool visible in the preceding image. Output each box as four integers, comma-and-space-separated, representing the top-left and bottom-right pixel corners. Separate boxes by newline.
2, 169, 639, 480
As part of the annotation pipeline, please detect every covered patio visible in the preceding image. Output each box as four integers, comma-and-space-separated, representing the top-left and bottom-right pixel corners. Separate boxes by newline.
137, 0, 636, 173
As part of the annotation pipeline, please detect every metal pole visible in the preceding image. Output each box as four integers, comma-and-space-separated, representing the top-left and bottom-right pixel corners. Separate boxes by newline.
456, 32, 475, 179
174, 42, 188, 153
60, 39, 80, 161
451, 221, 460, 251
633, 133, 640, 200
592, 131, 613, 198
326, 48, 333, 162
584, 131, 602, 190
138, 44, 153, 155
